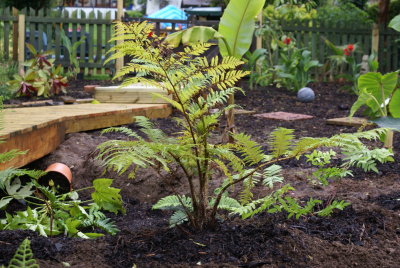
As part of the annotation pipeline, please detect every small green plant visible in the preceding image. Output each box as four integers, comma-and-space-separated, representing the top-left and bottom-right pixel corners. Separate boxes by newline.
244, 48, 267, 90
61, 30, 86, 79
8, 44, 68, 97
324, 39, 378, 94
0, 177, 123, 238
98, 21, 393, 230
274, 36, 321, 92
6, 238, 39, 268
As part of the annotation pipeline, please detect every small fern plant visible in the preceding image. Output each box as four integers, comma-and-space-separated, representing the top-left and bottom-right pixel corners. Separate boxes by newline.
6, 238, 39, 268
98, 21, 394, 230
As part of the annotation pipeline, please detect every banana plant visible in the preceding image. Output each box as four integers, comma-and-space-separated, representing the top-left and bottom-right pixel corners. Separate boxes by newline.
165, 0, 266, 137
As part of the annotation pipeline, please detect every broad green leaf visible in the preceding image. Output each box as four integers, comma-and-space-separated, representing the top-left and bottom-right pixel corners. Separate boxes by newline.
389, 15, 400, 32
0, 197, 12, 209
389, 89, 400, 118
357, 72, 398, 113
218, 0, 266, 58
165, 26, 223, 47
372, 117, 400, 131
350, 88, 378, 117
91, 178, 125, 214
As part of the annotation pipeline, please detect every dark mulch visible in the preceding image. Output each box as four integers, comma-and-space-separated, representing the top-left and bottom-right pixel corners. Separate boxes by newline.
1, 81, 400, 268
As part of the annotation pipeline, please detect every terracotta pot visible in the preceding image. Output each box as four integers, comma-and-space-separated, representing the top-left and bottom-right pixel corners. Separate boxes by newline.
38, 163, 73, 194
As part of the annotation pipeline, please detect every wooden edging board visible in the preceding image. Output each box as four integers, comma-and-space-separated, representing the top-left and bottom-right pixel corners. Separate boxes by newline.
0, 103, 171, 169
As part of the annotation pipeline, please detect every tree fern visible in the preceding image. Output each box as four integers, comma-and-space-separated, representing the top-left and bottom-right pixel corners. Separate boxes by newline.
7, 238, 39, 268
98, 21, 394, 230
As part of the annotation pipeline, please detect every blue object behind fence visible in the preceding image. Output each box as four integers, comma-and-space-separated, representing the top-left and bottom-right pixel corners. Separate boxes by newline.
147, 5, 188, 29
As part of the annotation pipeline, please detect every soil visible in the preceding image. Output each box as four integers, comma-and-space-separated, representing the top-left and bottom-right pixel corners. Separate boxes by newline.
1, 81, 400, 268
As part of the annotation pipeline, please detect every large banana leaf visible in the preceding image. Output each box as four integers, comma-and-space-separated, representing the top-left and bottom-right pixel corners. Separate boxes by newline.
218, 0, 266, 58
389, 15, 400, 32
165, 26, 223, 47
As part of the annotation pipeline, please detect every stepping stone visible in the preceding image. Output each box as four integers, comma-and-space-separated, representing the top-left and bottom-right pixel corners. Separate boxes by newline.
326, 117, 373, 127
253, 111, 314, 121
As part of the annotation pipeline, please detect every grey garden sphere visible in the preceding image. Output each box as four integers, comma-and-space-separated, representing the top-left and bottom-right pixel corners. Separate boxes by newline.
297, 87, 315, 103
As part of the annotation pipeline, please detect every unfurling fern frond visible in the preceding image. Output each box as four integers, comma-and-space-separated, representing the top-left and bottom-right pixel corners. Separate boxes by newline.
8, 238, 39, 268
269, 128, 295, 158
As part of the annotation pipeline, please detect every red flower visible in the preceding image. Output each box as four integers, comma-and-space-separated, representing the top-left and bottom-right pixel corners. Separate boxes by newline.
147, 31, 153, 38
347, 44, 354, 52
343, 44, 354, 56
283, 37, 292, 45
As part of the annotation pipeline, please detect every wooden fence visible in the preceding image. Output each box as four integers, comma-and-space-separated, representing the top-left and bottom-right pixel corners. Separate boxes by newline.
279, 20, 400, 74
1, 8, 399, 78
0, 8, 116, 75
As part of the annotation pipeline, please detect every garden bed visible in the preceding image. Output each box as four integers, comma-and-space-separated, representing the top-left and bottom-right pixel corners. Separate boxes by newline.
1, 81, 399, 268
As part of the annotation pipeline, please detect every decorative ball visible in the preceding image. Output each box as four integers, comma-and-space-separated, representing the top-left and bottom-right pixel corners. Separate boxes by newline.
297, 87, 315, 103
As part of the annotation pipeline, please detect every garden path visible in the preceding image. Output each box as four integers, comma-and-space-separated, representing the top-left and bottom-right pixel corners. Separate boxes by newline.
0, 103, 171, 169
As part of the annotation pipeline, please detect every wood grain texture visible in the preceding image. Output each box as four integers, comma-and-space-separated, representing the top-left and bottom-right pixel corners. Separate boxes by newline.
0, 103, 171, 169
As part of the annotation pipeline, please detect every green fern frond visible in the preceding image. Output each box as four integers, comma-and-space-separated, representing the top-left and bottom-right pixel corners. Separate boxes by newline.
169, 210, 188, 227
8, 238, 39, 268
233, 133, 264, 165
269, 128, 295, 158
101, 127, 143, 140
153, 195, 193, 211
257, 164, 284, 188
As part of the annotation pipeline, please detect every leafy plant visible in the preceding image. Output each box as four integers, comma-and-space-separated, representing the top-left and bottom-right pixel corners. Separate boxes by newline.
274, 36, 321, 92
244, 48, 267, 90
61, 30, 86, 79
99, 21, 393, 230
165, 0, 266, 136
324, 39, 378, 93
0, 178, 123, 238
8, 44, 68, 97
6, 238, 39, 268
350, 72, 399, 119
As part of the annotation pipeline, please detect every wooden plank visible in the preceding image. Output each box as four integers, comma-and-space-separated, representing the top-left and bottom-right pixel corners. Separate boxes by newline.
326, 117, 372, 127
0, 103, 171, 169
95, 85, 171, 104
0, 123, 65, 170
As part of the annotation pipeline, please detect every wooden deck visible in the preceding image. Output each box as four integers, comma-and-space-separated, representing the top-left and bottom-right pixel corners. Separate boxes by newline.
0, 103, 171, 169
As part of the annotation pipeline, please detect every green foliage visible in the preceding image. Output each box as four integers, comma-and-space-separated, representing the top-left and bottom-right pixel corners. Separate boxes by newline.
389, 15, 400, 32
350, 72, 399, 118
244, 48, 267, 89
61, 30, 85, 79
324, 39, 378, 94
92, 178, 125, 214
218, 0, 266, 58
316, 2, 372, 25
165, 0, 266, 59
0, 176, 123, 238
7, 238, 39, 268
274, 37, 321, 92
8, 44, 68, 97
99, 21, 393, 230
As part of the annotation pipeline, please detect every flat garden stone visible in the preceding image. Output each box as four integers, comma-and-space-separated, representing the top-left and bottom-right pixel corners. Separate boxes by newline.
253, 111, 314, 121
